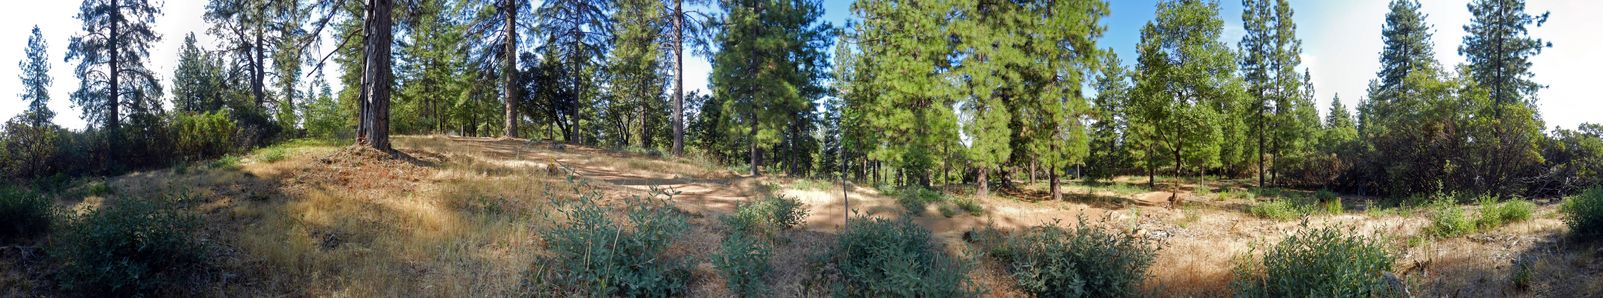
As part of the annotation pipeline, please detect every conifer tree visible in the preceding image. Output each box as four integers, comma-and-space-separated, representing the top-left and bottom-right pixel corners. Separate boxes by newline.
1461, 0, 1550, 196
18, 26, 53, 127
67, 0, 164, 135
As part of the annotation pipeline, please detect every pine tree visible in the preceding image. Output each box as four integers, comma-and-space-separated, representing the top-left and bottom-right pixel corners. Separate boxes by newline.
1086, 50, 1129, 181
7, 25, 59, 178
1320, 94, 1357, 152
173, 33, 227, 114
1239, 0, 1273, 187
1371, 0, 1437, 101
711, 0, 830, 177
66, 0, 164, 135
609, 0, 667, 148
849, 0, 959, 187
18, 26, 53, 127
536, 0, 611, 144
1018, 0, 1108, 201
1461, 0, 1550, 196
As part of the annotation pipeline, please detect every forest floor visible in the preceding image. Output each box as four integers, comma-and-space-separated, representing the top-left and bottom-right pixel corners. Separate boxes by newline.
4, 135, 1601, 297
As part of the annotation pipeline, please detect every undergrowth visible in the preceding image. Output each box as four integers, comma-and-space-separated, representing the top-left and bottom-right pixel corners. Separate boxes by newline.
986, 219, 1158, 297
0, 187, 53, 241
1232, 224, 1399, 297
53, 193, 204, 296
824, 216, 979, 297
535, 175, 691, 296
713, 194, 808, 295
1563, 188, 1603, 241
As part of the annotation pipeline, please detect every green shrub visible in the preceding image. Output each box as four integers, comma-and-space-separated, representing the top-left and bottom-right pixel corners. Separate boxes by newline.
1427, 200, 1476, 238
830, 217, 978, 297
724, 194, 807, 238
953, 196, 984, 216
1233, 225, 1398, 297
541, 185, 691, 296
175, 111, 238, 160
0, 187, 53, 241
1562, 188, 1603, 240
85, 180, 113, 197
991, 221, 1157, 297
1321, 199, 1344, 215
713, 195, 806, 295
254, 147, 287, 163
210, 155, 241, 170
712, 233, 771, 296
1, 118, 61, 178
1250, 200, 1302, 220
53, 194, 203, 296
1475, 197, 1535, 230
896, 187, 946, 215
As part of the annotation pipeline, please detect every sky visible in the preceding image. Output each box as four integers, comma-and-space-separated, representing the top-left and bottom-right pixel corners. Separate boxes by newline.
0, 0, 1596, 131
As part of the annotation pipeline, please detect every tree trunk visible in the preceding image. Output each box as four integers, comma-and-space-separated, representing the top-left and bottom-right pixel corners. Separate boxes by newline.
671, 0, 685, 156
1029, 161, 1037, 185
108, 0, 120, 133
1258, 98, 1265, 188
1146, 142, 1155, 189
503, 0, 519, 138
1173, 142, 1184, 191
749, 111, 759, 176
359, 0, 394, 152
1050, 169, 1061, 201
978, 166, 989, 198
641, 96, 651, 148
253, 13, 267, 109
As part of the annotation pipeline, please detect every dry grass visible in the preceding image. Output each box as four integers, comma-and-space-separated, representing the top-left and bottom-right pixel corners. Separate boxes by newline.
9, 135, 1598, 297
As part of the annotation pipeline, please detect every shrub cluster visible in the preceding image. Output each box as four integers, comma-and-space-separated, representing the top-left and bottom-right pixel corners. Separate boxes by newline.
175, 111, 239, 161
1427, 196, 1537, 238
1427, 199, 1476, 238
713, 195, 807, 295
713, 232, 771, 296
540, 185, 691, 296
0, 187, 53, 241
828, 217, 978, 297
989, 221, 1157, 297
53, 194, 203, 296
1248, 190, 1344, 220
1232, 225, 1398, 297
724, 194, 808, 238
1562, 188, 1603, 240
1474, 197, 1535, 230
895, 186, 946, 214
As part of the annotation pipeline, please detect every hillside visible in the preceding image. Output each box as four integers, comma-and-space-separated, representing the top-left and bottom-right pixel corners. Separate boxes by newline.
3, 135, 1600, 296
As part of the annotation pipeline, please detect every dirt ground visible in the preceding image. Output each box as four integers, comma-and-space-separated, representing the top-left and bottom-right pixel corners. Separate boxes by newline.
5, 135, 1601, 297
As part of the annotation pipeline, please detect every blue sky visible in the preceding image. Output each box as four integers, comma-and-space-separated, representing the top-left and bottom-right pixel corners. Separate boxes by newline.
0, 0, 1597, 131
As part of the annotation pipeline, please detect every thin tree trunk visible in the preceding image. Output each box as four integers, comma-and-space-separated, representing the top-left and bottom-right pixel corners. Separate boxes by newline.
749, 109, 759, 176
503, 0, 518, 138
1030, 162, 1037, 185
108, 0, 120, 133
671, 0, 684, 156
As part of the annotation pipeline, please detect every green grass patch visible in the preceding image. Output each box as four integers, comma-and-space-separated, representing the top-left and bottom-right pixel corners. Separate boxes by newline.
1474, 197, 1535, 231
253, 147, 288, 163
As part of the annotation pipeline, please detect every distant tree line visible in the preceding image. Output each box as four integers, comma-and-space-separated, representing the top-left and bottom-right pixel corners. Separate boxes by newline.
0, 0, 1598, 199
